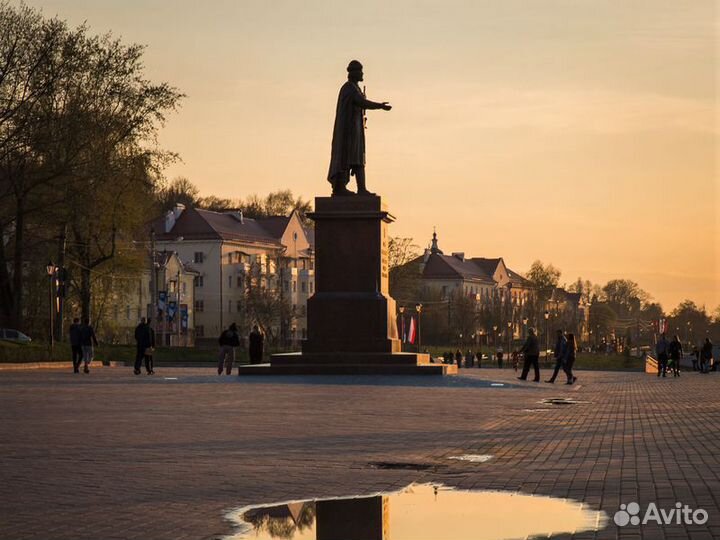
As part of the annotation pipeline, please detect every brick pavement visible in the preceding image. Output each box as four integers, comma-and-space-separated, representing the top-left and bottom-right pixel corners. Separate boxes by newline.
0, 367, 719, 539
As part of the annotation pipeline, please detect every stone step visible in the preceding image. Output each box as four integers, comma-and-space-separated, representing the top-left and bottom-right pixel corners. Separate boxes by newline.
237, 363, 457, 376
270, 352, 431, 366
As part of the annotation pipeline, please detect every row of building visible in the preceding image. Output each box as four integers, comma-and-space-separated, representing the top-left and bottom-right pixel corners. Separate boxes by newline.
114, 204, 588, 345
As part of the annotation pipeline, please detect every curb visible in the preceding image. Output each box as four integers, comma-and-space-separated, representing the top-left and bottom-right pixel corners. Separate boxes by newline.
0, 361, 125, 371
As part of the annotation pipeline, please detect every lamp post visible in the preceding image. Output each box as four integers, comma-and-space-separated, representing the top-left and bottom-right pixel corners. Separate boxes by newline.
492, 324, 497, 351
398, 306, 405, 352
544, 310, 550, 361
415, 303, 423, 352
46, 261, 57, 360
507, 320, 513, 353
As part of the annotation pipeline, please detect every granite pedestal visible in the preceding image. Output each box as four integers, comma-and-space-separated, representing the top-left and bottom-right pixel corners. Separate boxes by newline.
238, 195, 456, 376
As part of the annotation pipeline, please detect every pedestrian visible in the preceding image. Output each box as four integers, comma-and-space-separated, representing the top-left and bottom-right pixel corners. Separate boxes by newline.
69, 317, 83, 373
454, 349, 463, 369
218, 323, 240, 375
248, 324, 265, 366
79, 318, 98, 374
668, 335, 683, 377
475, 350, 482, 369
545, 329, 568, 383
145, 318, 156, 375
701, 338, 713, 374
517, 327, 540, 382
691, 345, 699, 371
496, 345, 504, 369
655, 333, 669, 377
563, 333, 578, 385
466, 349, 474, 368
133, 317, 152, 375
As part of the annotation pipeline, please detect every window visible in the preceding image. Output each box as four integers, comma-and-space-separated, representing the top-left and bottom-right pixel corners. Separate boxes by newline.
237, 276, 244, 288
236, 300, 242, 312
228, 275, 232, 288
301, 281, 307, 293
228, 300, 232, 313
194, 276, 204, 287
194, 252, 204, 264
195, 300, 204, 312
300, 259, 306, 270
227, 253, 233, 265
309, 260, 314, 270
196, 325, 204, 337
284, 281, 289, 292
292, 281, 297, 292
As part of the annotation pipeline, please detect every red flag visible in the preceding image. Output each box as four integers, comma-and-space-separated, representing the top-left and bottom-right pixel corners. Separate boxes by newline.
408, 316, 417, 344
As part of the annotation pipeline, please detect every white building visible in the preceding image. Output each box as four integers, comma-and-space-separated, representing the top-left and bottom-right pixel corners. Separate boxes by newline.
150, 204, 314, 341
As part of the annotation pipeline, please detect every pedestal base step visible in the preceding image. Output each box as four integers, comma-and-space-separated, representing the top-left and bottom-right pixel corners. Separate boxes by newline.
237, 363, 456, 375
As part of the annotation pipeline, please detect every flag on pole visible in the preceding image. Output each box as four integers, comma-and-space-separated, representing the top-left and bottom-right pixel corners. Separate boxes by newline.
400, 315, 406, 343
408, 316, 417, 344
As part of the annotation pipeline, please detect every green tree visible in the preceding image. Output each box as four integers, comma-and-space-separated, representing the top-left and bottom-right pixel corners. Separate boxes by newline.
525, 260, 561, 301
388, 236, 421, 301
602, 279, 649, 318
156, 176, 199, 212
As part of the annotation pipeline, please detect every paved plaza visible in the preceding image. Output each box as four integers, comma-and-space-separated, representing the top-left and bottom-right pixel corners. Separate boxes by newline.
1, 366, 719, 539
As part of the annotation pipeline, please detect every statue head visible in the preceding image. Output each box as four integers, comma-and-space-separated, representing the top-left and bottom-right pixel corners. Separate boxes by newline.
347, 59, 363, 82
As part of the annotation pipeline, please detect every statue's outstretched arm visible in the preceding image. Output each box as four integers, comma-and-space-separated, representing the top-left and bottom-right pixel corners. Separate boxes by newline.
353, 92, 392, 111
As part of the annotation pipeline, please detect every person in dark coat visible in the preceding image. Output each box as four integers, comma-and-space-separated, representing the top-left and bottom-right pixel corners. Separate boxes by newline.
475, 350, 482, 369
144, 318, 156, 375
545, 329, 568, 383
668, 335, 683, 377
517, 327, 540, 382
701, 338, 713, 374
563, 333, 578, 385
454, 349, 463, 369
655, 333, 669, 377
327, 60, 392, 196
217, 323, 241, 375
79, 318, 98, 374
691, 345, 700, 371
133, 318, 152, 375
465, 349, 474, 368
69, 318, 83, 373
248, 325, 265, 366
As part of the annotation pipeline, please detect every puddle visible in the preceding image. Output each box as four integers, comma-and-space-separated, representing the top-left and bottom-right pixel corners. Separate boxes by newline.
448, 454, 493, 463
490, 383, 505, 387
540, 397, 590, 405
368, 461, 433, 471
224, 483, 607, 540
163, 377, 178, 381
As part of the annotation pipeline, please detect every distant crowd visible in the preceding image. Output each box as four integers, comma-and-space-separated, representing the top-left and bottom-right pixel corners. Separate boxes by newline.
654, 333, 715, 377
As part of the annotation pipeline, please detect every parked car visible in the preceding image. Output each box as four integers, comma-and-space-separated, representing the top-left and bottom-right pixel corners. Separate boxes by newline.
0, 329, 32, 343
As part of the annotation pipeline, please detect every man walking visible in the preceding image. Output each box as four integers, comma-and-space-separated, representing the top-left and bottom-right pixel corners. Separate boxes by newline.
79, 318, 98, 374
517, 327, 540, 382
69, 318, 83, 373
655, 333, 669, 377
248, 325, 265, 365
545, 329, 567, 383
145, 318, 156, 375
701, 338, 713, 373
133, 318, 152, 375
218, 323, 240, 375
668, 335, 683, 377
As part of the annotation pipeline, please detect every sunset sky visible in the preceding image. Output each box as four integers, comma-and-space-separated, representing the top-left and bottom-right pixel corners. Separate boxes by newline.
27, 0, 718, 312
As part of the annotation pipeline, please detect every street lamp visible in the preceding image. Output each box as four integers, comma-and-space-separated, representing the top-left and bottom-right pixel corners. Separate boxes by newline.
544, 310, 550, 360
46, 261, 57, 360
507, 320, 513, 353
415, 303, 423, 351
492, 324, 498, 350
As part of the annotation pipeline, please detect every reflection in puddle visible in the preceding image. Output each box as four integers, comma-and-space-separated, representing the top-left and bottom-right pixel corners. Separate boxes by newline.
448, 454, 493, 463
225, 484, 607, 540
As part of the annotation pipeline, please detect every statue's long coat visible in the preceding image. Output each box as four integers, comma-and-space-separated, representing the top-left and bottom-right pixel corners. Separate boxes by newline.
327, 81, 377, 183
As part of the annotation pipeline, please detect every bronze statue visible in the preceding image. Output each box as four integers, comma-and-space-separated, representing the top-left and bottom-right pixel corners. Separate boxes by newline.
327, 60, 391, 196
